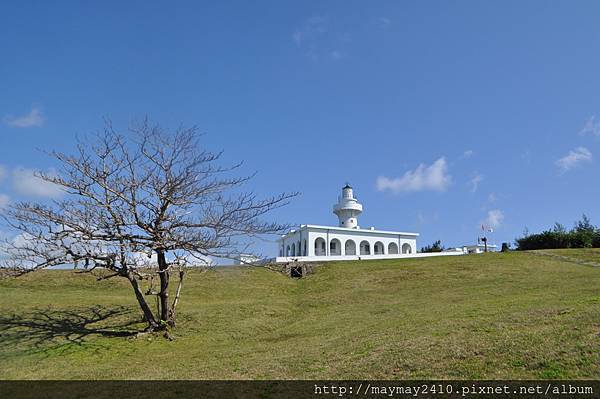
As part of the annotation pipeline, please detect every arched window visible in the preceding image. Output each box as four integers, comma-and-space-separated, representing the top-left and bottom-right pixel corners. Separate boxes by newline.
291, 243, 296, 257
330, 238, 341, 255
314, 237, 326, 256
286, 245, 291, 256
402, 243, 412, 254
279, 247, 284, 256
374, 241, 385, 255
360, 240, 371, 255
297, 241, 301, 256
388, 242, 399, 254
345, 240, 356, 255
303, 239, 307, 256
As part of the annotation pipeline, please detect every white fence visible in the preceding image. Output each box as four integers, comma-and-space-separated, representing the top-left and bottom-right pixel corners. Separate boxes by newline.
271, 251, 464, 264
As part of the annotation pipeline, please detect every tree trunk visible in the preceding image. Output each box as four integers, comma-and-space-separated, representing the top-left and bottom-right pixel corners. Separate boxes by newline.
169, 269, 185, 327
157, 250, 170, 322
127, 272, 160, 330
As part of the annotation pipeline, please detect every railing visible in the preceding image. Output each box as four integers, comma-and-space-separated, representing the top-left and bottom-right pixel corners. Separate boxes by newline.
333, 202, 363, 213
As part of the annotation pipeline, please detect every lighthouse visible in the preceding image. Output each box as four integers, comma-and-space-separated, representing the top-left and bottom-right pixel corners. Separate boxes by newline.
332, 184, 363, 229
277, 182, 420, 260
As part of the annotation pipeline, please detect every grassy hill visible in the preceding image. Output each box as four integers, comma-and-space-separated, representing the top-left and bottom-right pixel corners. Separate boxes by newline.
0, 250, 598, 380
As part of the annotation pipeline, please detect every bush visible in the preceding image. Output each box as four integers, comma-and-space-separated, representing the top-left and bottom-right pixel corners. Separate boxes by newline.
516, 214, 600, 250
420, 240, 444, 253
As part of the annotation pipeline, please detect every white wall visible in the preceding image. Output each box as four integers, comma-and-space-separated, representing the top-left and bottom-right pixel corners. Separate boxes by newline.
307, 229, 416, 256
274, 251, 463, 263
278, 226, 418, 260
279, 229, 307, 257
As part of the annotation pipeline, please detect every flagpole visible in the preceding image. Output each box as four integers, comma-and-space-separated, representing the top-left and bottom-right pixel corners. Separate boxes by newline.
481, 224, 488, 253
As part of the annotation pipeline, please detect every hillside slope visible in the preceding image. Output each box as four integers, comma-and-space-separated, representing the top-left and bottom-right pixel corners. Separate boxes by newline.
0, 250, 598, 379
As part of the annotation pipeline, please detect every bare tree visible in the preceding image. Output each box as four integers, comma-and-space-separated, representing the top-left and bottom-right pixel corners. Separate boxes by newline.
1, 119, 296, 336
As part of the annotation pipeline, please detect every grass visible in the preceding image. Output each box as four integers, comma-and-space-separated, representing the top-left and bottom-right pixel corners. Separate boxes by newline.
540, 248, 600, 265
0, 249, 598, 380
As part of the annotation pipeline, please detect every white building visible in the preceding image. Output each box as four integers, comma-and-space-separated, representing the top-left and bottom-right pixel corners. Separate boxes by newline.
233, 254, 262, 265
463, 244, 498, 254
443, 244, 498, 254
275, 184, 462, 263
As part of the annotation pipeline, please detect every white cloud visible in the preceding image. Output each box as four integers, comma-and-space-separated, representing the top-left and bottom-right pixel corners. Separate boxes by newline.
130, 250, 214, 268
3, 106, 46, 128
415, 210, 439, 226
0, 194, 9, 210
292, 31, 302, 44
293, 16, 348, 61
378, 17, 391, 27
130, 251, 159, 267
579, 116, 600, 136
12, 167, 64, 198
416, 211, 426, 224
484, 209, 504, 229
469, 173, 483, 193
293, 15, 327, 46
177, 251, 215, 267
330, 50, 342, 60
463, 150, 474, 158
555, 147, 592, 173
376, 157, 452, 193
0, 232, 53, 268
488, 192, 497, 203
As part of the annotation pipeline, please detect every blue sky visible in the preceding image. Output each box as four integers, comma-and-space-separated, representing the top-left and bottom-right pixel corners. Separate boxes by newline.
1, 1, 599, 258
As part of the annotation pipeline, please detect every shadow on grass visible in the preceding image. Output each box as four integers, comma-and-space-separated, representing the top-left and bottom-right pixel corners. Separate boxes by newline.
0, 306, 141, 356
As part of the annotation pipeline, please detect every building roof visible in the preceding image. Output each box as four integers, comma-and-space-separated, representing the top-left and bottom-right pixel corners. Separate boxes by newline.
465, 244, 498, 249
279, 224, 419, 240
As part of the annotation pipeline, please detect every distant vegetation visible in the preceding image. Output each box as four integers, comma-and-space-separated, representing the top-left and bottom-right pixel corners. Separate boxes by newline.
419, 240, 444, 253
516, 214, 600, 250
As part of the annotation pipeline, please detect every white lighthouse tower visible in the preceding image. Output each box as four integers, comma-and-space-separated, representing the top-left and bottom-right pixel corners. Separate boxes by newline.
333, 183, 363, 229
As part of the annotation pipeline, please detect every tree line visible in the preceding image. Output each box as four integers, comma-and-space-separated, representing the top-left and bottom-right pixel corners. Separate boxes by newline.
515, 214, 599, 250
420, 240, 444, 253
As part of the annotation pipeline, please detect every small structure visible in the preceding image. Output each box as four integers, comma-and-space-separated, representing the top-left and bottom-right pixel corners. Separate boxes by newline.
233, 254, 262, 265
275, 184, 463, 263
442, 247, 467, 254
444, 244, 498, 254
463, 244, 498, 254
264, 261, 316, 278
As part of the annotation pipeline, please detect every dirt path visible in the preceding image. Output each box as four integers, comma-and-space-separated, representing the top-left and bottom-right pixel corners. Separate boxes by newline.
529, 250, 600, 268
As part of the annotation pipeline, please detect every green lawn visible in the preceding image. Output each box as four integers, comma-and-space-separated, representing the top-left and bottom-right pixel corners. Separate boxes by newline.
540, 248, 600, 265
0, 250, 598, 380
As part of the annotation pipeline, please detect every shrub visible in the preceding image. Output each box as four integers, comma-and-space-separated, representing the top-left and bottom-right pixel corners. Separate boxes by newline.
420, 240, 444, 253
515, 215, 600, 250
